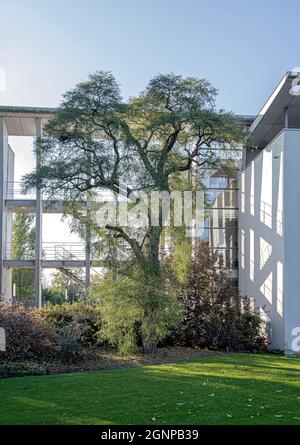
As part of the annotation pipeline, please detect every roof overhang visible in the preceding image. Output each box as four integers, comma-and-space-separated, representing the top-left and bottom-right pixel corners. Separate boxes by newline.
0, 105, 57, 136
249, 71, 300, 148
0, 105, 254, 137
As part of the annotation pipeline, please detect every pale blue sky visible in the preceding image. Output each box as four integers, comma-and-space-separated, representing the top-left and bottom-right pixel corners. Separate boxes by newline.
0, 0, 299, 114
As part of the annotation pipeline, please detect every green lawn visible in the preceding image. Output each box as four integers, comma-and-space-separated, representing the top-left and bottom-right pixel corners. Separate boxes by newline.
1, 353, 300, 425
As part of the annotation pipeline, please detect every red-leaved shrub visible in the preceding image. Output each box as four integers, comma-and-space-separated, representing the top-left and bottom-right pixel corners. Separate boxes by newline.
0, 302, 58, 362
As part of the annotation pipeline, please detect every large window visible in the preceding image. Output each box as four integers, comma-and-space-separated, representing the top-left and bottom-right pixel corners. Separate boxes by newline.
196, 152, 241, 274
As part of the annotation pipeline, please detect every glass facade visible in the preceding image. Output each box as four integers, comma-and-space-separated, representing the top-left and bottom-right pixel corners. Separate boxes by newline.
196, 149, 242, 281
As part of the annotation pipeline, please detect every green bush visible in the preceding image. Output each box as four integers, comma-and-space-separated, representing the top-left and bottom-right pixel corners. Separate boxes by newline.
38, 302, 101, 347
91, 277, 142, 354
90, 269, 182, 355
0, 362, 45, 379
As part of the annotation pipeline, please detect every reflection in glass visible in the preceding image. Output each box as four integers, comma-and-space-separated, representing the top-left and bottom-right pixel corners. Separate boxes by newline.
196, 148, 241, 278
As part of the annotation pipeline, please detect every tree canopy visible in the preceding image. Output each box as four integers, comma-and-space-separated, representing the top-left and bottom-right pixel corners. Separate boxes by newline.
24, 71, 244, 271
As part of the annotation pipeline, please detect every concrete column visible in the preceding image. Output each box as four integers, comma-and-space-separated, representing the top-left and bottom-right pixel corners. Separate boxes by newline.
35, 117, 42, 308
0, 119, 4, 299
85, 196, 91, 299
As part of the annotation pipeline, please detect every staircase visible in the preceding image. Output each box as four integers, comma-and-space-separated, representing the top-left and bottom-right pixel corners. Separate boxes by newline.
53, 244, 101, 287
57, 266, 85, 287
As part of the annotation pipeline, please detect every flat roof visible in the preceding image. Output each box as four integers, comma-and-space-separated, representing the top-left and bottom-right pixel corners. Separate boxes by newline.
0, 105, 254, 137
249, 71, 300, 148
0, 105, 57, 116
0, 105, 57, 136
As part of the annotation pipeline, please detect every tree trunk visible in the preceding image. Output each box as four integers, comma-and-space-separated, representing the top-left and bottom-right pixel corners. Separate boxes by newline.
148, 226, 161, 271
144, 222, 163, 354
143, 341, 157, 355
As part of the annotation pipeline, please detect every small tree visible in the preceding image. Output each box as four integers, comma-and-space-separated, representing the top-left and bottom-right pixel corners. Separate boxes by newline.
89, 265, 182, 354
12, 213, 35, 302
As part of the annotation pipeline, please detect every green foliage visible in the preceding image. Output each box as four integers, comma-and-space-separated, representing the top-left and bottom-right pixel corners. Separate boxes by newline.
170, 237, 192, 284
90, 267, 182, 354
49, 270, 84, 302
42, 287, 64, 305
38, 302, 101, 348
23, 71, 244, 274
54, 323, 97, 364
12, 213, 35, 302
239, 303, 267, 351
0, 362, 45, 379
91, 277, 142, 354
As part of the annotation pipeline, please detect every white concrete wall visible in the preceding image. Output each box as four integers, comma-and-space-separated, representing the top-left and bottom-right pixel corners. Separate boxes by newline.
282, 130, 300, 353
239, 129, 300, 353
239, 131, 284, 349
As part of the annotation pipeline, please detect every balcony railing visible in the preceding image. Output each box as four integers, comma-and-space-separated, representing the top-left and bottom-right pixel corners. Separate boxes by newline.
4, 242, 86, 261
5, 181, 115, 201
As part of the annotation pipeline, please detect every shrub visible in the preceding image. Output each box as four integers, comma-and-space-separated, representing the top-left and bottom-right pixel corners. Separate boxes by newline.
38, 302, 101, 347
0, 302, 100, 365
92, 277, 142, 354
0, 362, 45, 378
169, 243, 268, 351
55, 322, 97, 363
90, 268, 182, 355
0, 302, 58, 362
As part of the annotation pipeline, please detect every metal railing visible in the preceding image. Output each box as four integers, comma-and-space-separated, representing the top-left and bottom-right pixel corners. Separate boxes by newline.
3, 242, 103, 277
42, 242, 86, 261
5, 181, 35, 199
4, 242, 86, 261
5, 181, 115, 201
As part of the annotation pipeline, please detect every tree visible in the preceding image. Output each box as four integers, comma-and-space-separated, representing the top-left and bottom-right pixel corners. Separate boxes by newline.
42, 287, 64, 305
12, 213, 35, 302
49, 270, 84, 302
24, 71, 243, 270
24, 71, 244, 351
90, 266, 181, 354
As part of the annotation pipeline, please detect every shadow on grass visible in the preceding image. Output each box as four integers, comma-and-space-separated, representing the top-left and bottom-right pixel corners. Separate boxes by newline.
0, 354, 300, 425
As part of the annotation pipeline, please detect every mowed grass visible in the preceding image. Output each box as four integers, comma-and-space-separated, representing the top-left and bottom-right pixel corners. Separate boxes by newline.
1, 353, 300, 425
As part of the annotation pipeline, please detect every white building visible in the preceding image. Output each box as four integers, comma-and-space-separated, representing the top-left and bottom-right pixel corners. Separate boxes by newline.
239, 71, 300, 353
